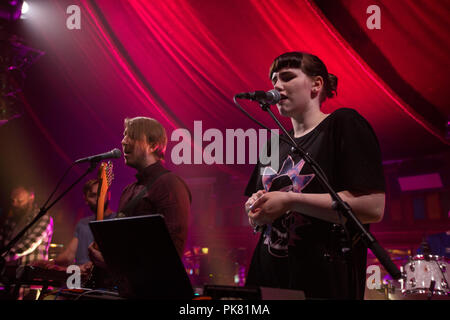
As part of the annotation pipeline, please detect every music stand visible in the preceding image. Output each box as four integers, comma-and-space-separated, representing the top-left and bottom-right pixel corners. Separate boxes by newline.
89, 214, 193, 299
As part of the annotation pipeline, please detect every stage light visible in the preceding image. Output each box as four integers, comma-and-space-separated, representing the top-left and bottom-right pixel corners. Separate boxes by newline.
20, 1, 31, 19
21, 1, 28, 14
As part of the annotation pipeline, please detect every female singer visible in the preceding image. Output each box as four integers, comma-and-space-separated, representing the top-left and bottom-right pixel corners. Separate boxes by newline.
244, 52, 385, 299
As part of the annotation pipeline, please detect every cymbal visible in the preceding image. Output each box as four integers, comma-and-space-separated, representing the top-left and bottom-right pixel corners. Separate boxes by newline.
367, 248, 411, 266
387, 249, 411, 256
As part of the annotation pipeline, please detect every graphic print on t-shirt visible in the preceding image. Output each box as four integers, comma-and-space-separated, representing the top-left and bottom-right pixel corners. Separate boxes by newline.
261, 155, 315, 257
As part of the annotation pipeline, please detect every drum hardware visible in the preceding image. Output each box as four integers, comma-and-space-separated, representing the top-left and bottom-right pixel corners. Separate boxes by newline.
428, 280, 436, 291
425, 280, 437, 300
382, 278, 408, 300
388, 283, 396, 294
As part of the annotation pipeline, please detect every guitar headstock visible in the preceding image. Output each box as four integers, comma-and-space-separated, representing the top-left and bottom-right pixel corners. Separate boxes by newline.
105, 161, 114, 187
98, 161, 114, 188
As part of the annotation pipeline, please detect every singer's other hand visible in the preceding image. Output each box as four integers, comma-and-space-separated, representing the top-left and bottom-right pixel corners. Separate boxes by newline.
247, 191, 293, 226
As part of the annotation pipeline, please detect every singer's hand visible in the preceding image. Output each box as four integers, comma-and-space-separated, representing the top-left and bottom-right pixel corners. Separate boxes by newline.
248, 191, 293, 225
245, 190, 266, 213
245, 190, 266, 227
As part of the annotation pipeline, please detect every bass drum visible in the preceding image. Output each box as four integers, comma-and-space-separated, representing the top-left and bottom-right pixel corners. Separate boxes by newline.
399, 255, 449, 299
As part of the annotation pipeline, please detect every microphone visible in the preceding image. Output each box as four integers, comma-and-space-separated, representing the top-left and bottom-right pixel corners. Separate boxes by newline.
74, 148, 122, 164
235, 89, 281, 105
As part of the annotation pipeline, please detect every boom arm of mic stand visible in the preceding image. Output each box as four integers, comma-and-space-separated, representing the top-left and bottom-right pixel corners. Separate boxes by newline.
0, 161, 98, 260
259, 103, 402, 280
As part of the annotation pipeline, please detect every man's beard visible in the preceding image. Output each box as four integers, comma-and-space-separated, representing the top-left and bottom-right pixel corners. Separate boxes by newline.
89, 200, 109, 214
11, 203, 33, 220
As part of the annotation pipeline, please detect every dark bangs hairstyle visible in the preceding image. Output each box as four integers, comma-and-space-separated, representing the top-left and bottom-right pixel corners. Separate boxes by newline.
269, 51, 338, 103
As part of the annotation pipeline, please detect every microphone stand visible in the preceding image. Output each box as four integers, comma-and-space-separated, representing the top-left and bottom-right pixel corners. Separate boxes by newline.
247, 100, 402, 281
0, 161, 99, 290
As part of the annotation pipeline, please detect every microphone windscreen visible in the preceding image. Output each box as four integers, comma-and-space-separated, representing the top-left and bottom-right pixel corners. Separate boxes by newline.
111, 148, 122, 158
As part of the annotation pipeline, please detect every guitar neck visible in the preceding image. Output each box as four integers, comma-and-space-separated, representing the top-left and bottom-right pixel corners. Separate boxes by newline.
96, 194, 105, 221
96, 162, 113, 221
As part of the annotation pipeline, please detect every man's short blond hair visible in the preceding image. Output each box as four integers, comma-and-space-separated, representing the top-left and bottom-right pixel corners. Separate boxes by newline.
124, 117, 167, 160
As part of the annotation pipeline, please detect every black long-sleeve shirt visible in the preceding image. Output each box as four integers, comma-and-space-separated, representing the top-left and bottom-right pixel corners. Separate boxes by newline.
118, 161, 191, 256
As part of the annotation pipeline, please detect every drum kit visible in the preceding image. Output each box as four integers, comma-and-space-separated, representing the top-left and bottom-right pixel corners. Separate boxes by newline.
366, 248, 449, 300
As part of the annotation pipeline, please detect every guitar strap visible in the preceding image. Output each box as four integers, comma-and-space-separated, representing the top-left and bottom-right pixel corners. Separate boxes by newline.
119, 169, 170, 217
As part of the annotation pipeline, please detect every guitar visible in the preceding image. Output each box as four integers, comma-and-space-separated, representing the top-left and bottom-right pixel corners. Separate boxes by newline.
83, 161, 114, 288
95, 161, 114, 222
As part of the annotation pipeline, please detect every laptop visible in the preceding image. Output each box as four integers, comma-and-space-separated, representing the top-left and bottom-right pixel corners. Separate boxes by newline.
89, 214, 193, 299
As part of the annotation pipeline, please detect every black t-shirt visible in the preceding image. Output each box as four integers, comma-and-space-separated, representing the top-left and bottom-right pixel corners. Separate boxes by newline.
244, 108, 385, 299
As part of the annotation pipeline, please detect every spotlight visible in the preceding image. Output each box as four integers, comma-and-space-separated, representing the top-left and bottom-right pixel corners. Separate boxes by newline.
21, 1, 29, 15
20, 1, 30, 19
0, 0, 24, 22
